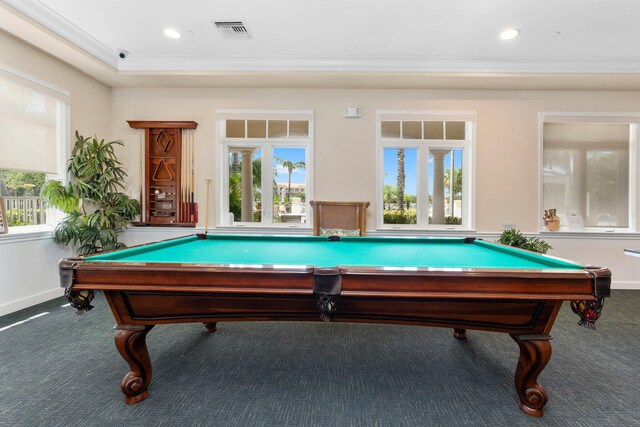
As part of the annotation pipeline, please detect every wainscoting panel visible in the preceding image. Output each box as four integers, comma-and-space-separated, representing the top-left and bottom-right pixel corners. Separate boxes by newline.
0, 232, 72, 316
542, 235, 640, 290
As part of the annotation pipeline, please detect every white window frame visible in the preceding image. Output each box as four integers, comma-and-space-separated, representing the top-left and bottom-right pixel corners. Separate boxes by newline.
216, 109, 314, 229
539, 112, 640, 233
0, 64, 70, 235
376, 110, 476, 231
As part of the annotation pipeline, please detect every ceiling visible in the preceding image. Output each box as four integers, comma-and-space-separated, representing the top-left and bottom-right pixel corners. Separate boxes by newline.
3, 0, 640, 89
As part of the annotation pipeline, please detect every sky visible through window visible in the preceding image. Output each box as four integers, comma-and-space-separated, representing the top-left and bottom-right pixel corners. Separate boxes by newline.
266, 147, 463, 191
274, 147, 306, 184
383, 148, 462, 195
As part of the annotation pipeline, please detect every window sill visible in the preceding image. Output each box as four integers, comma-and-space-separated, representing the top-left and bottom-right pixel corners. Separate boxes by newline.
371, 228, 477, 236
539, 229, 640, 238
214, 225, 312, 235
0, 225, 54, 244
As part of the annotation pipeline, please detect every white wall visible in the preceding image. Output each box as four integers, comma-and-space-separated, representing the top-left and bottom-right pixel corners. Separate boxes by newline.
111, 87, 640, 233
0, 33, 111, 316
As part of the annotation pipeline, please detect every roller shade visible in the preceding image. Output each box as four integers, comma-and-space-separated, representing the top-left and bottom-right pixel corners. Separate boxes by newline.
0, 69, 65, 174
543, 122, 630, 150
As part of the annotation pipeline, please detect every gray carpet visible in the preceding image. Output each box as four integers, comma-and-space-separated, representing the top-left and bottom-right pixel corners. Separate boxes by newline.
0, 290, 638, 427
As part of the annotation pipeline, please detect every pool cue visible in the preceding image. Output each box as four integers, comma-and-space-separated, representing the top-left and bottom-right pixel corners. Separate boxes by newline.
204, 178, 211, 231
182, 129, 190, 223
190, 129, 195, 223
139, 130, 145, 222
182, 129, 188, 223
179, 131, 183, 223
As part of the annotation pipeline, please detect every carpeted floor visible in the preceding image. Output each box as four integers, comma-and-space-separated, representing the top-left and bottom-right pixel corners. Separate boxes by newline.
0, 290, 638, 427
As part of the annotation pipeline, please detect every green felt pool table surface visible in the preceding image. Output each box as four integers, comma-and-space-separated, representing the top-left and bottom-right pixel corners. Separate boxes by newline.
86, 234, 583, 270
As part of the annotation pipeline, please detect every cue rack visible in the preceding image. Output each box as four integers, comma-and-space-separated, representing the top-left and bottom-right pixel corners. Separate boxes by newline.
127, 121, 198, 227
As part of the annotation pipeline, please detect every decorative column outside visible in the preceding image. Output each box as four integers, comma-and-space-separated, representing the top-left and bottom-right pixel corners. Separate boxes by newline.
431, 150, 447, 224
241, 149, 254, 222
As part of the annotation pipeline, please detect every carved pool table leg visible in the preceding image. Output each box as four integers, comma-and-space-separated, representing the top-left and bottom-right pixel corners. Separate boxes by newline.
511, 334, 552, 417
115, 324, 154, 405
453, 328, 467, 340
203, 322, 217, 333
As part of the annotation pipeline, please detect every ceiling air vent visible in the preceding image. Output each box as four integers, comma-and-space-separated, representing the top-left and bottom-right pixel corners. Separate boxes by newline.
212, 21, 252, 39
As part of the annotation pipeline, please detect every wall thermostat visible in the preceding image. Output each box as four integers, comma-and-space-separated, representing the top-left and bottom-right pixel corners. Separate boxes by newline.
342, 107, 362, 118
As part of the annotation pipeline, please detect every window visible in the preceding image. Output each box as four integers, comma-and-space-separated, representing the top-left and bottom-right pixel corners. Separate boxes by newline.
377, 111, 475, 230
541, 114, 638, 231
0, 66, 69, 230
218, 111, 313, 227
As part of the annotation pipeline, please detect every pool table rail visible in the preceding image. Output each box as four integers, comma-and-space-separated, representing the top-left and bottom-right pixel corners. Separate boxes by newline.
61, 259, 610, 302
60, 259, 607, 337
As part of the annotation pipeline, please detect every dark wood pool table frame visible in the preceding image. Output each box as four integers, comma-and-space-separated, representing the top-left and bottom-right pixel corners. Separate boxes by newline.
59, 235, 611, 417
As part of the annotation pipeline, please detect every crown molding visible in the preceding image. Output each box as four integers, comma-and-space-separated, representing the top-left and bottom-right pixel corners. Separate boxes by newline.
118, 54, 640, 74
1, 0, 117, 68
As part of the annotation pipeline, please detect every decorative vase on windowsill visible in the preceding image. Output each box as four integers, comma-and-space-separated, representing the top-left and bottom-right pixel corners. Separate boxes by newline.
543, 209, 560, 231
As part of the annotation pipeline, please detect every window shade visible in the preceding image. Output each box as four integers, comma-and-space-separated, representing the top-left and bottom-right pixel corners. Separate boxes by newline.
0, 71, 63, 173
543, 122, 630, 150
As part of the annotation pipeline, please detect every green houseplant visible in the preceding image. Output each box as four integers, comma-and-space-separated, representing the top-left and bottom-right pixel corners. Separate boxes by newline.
497, 228, 551, 254
41, 131, 140, 255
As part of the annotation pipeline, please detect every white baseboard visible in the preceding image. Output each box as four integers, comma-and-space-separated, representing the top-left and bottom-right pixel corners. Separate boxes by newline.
612, 281, 640, 290
0, 288, 64, 317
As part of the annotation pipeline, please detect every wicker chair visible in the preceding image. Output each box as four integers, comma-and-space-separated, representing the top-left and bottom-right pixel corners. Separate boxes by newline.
309, 201, 369, 236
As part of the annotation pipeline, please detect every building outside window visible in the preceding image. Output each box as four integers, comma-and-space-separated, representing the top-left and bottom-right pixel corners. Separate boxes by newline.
218, 110, 313, 227
541, 114, 638, 231
0, 66, 69, 231
377, 111, 475, 230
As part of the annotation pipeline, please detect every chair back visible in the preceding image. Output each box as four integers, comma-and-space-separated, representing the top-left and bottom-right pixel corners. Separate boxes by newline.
310, 201, 369, 236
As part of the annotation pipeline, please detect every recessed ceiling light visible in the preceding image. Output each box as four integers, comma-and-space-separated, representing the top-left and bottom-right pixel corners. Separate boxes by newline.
499, 28, 520, 40
164, 28, 181, 39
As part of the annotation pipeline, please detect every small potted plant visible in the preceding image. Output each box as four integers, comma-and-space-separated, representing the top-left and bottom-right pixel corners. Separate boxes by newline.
497, 228, 551, 254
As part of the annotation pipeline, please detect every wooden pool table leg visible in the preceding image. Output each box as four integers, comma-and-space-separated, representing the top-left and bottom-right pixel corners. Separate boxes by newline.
453, 328, 467, 339
203, 322, 217, 333
511, 334, 552, 417
115, 324, 154, 405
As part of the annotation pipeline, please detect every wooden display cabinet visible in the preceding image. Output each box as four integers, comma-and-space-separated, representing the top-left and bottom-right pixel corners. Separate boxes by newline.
127, 121, 198, 226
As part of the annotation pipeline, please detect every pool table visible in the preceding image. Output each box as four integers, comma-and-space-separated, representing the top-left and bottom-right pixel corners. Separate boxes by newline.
59, 234, 611, 416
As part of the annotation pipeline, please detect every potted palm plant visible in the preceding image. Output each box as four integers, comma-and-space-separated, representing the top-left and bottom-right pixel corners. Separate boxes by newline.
41, 131, 140, 255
